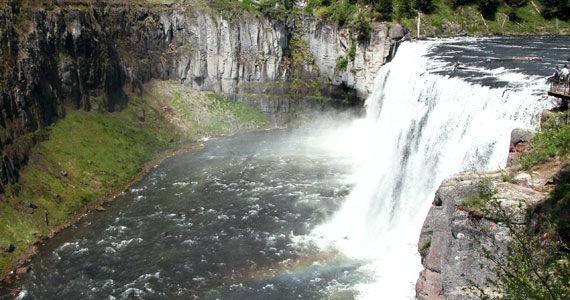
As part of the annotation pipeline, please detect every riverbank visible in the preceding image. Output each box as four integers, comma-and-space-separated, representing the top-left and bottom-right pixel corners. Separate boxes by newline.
0, 80, 272, 287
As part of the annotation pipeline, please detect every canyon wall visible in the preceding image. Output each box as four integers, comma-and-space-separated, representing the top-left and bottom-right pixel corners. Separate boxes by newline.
0, 2, 404, 190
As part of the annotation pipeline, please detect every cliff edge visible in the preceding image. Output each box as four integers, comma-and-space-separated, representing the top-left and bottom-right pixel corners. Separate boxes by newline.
416, 111, 569, 299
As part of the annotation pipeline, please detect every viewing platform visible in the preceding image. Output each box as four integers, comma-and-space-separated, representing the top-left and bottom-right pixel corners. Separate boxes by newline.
549, 80, 570, 110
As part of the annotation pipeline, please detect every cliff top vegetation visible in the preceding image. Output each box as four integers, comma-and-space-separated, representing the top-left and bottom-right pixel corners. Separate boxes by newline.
301, 0, 568, 35
3, 0, 567, 35
194, 0, 569, 35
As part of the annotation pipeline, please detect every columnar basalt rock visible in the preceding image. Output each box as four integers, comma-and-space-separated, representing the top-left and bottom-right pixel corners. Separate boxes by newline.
0, 3, 402, 190
415, 171, 545, 299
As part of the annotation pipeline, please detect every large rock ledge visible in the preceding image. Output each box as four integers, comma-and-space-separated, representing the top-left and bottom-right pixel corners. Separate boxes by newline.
415, 170, 547, 299
418, 138, 570, 300
415, 112, 569, 299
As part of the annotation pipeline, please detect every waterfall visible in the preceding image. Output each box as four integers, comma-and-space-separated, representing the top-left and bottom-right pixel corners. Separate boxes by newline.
312, 39, 552, 299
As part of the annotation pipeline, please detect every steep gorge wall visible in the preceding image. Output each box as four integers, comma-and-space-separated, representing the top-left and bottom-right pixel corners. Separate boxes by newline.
0, 2, 403, 191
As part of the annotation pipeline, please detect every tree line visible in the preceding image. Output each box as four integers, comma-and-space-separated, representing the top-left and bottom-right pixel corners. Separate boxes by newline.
288, 0, 570, 21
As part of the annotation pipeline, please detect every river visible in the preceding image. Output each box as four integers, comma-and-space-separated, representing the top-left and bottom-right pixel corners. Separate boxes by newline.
5, 36, 565, 299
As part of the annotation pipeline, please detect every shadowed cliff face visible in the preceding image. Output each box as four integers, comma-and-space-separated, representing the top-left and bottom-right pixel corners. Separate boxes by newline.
0, 2, 401, 191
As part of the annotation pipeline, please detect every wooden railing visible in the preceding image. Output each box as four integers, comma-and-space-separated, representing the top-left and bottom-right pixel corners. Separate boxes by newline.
550, 80, 570, 96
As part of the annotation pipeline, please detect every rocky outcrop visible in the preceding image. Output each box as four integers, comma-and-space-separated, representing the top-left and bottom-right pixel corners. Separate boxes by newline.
506, 128, 534, 168
416, 171, 545, 299
0, 2, 401, 190
299, 17, 402, 99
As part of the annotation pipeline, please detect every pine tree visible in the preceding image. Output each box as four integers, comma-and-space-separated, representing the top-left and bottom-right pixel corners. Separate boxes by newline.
478, 0, 499, 19
539, 0, 570, 20
413, 0, 434, 13
375, 0, 394, 20
397, 0, 413, 18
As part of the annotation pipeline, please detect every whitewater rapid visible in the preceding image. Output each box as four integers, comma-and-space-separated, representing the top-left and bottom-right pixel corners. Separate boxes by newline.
310, 38, 553, 299
8, 37, 559, 300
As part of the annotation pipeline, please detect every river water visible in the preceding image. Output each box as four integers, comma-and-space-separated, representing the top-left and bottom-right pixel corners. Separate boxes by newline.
5, 36, 565, 299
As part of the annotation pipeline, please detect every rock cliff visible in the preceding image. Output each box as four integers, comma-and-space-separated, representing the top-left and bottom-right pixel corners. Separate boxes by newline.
415, 170, 548, 299
414, 116, 569, 299
0, 1, 402, 191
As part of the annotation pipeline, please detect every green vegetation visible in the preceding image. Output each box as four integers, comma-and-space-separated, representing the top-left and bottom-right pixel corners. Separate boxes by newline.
469, 111, 570, 299
348, 41, 356, 60
336, 55, 349, 71
145, 80, 270, 137
418, 239, 431, 252
500, 169, 519, 184
287, 30, 323, 98
459, 177, 497, 215
0, 80, 270, 278
352, 13, 373, 40
521, 117, 570, 170
301, 0, 568, 36
469, 200, 570, 299
319, 0, 357, 26
0, 106, 175, 273
5, 0, 567, 39
537, 167, 570, 244
539, 0, 570, 20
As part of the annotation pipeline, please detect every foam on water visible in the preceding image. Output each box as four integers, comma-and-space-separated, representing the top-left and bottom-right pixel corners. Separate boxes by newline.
310, 39, 552, 299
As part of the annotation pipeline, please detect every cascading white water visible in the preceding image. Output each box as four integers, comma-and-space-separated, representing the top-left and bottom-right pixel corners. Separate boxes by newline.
311, 39, 552, 299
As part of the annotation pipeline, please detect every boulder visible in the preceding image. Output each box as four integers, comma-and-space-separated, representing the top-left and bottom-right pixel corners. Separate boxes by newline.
506, 128, 534, 167
509, 128, 534, 152
388, 24, 406, 40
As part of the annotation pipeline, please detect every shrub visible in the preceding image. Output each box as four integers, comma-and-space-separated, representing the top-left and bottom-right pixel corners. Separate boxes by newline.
348, 41, 356, 59
353, 13, 373, 39
469, 201, 570, 299
478, 0, 499, 20
418, 240, 431, 252
397, 0, 414, 18
459, 177, 497, 215
321, 0, 356, 25
537, 168, 570, 243
375, 0, 394, 20
521, 121, 570, 170
413, 0, 435, 13
500, 171, 519, 184
505, 0, 528, 8
336, 55, 349, 71
539, 0, 570, 21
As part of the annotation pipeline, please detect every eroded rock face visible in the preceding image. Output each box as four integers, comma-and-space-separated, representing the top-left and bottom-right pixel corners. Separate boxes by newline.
506, 128, 534, 168
299, 17, 398, 99
0, 3, 401, 190
416, 171, 545, 300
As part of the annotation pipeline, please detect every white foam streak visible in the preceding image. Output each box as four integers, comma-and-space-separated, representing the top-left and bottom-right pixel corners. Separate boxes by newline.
312, 40, 551, 299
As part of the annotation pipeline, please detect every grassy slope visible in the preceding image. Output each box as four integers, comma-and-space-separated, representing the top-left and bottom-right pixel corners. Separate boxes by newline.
0, 80, 270, 278
406, 0, 569, 36
301, 0, 567, 36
